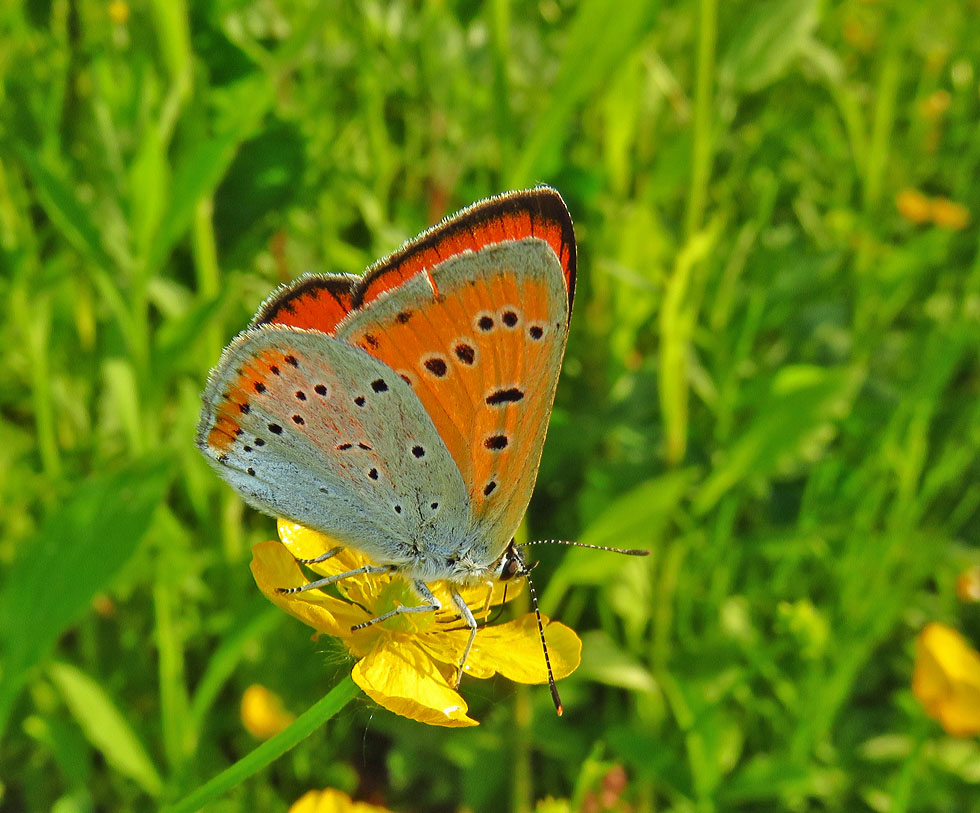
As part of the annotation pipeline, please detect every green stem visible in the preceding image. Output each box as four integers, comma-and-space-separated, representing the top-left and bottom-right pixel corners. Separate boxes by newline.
490, 0, 513, 178
155, 570, 190, 776
191, 196, 222, 361
685, 0, 717, 239
165, 675, 361, 813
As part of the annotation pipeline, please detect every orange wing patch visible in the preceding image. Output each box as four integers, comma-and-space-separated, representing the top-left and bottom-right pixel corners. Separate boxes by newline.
203, 350, 288, 453
338, 239, 568, 544
252, 275, 358, 335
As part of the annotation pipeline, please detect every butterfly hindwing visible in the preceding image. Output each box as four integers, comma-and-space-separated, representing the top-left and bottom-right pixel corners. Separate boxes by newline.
197, 326, 471, 568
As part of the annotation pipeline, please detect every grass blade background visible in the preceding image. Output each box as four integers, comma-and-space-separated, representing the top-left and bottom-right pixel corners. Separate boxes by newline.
0, 459, 172, 738
48, 661, 164, 797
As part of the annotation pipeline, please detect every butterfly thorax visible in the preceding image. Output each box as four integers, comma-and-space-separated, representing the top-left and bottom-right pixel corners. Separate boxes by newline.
373, 529, 508, 586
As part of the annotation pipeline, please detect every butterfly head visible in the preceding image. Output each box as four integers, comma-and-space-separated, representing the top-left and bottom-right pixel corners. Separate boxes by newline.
494, 539, 528, 582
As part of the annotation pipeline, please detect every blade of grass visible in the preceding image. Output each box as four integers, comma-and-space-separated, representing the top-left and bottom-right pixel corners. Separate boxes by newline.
0, 459, 172, 740
49, 661, 164, 797
685, 0, 717, 239
165, 675, 361, 813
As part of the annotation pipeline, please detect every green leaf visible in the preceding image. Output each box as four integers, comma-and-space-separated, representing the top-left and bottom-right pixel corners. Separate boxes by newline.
541, 468, 695, 610
146, 76, 274, 273
576, 630, 658, 693
48, 662, 163, 797
718, 0, 819, 93
0, 459, 172, 739
507, 0, 655, 185
694, 365, 862, 514
13, 142, 117, 272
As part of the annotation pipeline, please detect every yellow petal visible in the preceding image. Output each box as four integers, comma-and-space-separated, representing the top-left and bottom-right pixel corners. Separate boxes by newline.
288, 787, 392, 813
240, 684, 295, 739
464, 614, 582, 684
919, 622, 980, 683
914, 623, 980, 736
896, 188, 932, 224
250, 540, 373, 645
457, 577, 525, 611
277, 519, 372, 577
930, 198, 970, 230
352, 641, 478, 727
938, 679, 980, 737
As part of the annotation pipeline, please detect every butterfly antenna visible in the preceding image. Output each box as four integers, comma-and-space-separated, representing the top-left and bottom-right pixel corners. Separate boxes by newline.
519, 562, 563, 716
520, 539, 650, 557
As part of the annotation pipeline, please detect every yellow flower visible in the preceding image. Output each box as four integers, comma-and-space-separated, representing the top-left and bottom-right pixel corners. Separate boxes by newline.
108, 0, 129, 24
930, 198, 971, 230
896, 188, 933, 224
250, 520, 582, 727
288, 788, 391, 813
956, 566, 980, 603
918, 89, 951, 120
240, 684, 296, 739
912, 622, 980, 737
896, 188, 971, 230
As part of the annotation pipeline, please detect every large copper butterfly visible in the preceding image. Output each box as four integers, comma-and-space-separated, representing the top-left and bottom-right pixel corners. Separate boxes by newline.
197, 187, 633, 708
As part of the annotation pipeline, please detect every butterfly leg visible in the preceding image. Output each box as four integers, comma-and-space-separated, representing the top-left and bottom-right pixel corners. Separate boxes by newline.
277, 563, 393, 595
350, 580, 441, 632
294, 546, 343, 565
450, 589, 478, 689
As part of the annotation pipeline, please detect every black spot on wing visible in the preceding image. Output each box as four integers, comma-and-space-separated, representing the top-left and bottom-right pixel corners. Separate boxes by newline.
486, 388, 524, 405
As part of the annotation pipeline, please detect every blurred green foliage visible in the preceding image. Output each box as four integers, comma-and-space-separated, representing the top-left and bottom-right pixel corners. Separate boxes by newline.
2, 0, 980, 810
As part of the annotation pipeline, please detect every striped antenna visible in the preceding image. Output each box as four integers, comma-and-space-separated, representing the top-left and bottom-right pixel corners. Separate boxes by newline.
517, 561, 564, 716
520, 539, 650, 557
519, 539, 648, 715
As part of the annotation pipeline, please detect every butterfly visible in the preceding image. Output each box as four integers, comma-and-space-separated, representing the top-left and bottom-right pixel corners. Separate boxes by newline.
198, 187, 642, 711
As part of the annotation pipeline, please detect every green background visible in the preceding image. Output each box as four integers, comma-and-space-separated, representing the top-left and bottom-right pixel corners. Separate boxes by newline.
2, 0, 980, 810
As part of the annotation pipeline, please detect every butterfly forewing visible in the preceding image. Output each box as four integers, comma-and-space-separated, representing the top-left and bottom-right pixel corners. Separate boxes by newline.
335, 239, 569, 561
198, 327, 470, 569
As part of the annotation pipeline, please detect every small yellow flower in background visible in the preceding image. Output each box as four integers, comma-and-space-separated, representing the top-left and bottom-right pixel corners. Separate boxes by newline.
896, 189, 971, 230
288, 788, 391, 813
912, 622, 980, 737
896, 189, 933, 224
956, 566, 980, 603
918, 89, 951, 120
930, 198, 971, 230
241, 684, 296, 739
250, 520, 581, 727
108, 0, 129, 24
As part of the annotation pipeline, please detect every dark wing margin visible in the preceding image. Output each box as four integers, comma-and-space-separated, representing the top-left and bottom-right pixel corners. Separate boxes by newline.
248, 187, 576, 335
354, 186, 576, 316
